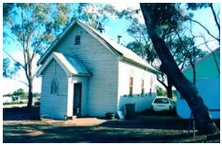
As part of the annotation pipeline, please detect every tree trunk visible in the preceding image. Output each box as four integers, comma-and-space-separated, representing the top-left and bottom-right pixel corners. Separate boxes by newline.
27, 81, 33, 108
190, 60, 196, 85
140, 3, 219, 134
157, 75, 173, 98
166, 78, 173, 98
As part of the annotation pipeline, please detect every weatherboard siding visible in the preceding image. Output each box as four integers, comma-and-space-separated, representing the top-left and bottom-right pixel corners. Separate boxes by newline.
117, 61, 156, 114
54, 24, 118, 117
41, 59, 68, 119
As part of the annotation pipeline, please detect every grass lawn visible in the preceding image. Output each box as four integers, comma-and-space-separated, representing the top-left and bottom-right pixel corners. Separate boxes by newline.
3, 102, 26, 106
3, 107, 220, 143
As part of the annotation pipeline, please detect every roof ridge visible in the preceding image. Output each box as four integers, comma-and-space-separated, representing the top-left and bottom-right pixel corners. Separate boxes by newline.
38, 18, 158, 73
76, 19, 156, 72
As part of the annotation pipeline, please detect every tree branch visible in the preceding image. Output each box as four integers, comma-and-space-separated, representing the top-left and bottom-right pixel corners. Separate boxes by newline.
188, 18, 219, 42
209, 3, 220, 39
201, 35, 220, 74
179, 53, 189, 70
11, 77, 29, 86
157, 76, 167, 89
4, 33, 24, 53
3, 49, 25, 70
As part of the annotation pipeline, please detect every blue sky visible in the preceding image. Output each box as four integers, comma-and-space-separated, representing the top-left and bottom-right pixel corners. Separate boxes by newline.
2, 3, 220, 94
104, 3, 220, 50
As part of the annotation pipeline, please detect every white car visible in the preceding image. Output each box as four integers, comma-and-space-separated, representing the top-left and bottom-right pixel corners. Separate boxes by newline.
151, 97, 176, 111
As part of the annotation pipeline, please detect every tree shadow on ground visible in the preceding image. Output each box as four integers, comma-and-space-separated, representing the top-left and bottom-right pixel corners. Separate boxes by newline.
3, 106, 40, 121
4, 122, 208, 143
3, 107, 220, 143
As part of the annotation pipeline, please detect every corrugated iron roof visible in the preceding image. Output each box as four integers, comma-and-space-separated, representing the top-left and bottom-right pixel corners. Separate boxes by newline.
53, 52, 91, 76
37, 19, 158, 73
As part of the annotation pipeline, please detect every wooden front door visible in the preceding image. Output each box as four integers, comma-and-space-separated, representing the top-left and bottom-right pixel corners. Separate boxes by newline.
73, 83, 82, 116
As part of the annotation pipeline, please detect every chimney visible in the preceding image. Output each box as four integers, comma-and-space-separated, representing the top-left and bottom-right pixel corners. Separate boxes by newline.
117, 35, 122, 44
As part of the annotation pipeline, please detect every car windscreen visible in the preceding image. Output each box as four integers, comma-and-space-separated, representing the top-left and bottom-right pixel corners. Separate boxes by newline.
154, 98, 169, 104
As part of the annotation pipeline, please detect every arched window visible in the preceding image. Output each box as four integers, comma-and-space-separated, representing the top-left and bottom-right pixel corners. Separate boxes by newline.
51, 79, 59, 95
141, 79, 145, 95
129, 70, 134, 96
141, 74, 145, 94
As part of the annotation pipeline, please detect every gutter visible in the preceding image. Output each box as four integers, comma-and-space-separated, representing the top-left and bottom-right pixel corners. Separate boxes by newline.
122, 57, 159, 74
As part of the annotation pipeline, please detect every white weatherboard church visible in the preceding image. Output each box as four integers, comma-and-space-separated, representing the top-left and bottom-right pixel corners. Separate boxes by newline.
37, 19, 158, 119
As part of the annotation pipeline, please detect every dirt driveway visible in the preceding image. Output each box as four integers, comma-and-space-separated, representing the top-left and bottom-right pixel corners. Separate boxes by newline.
3, 107, 220, 143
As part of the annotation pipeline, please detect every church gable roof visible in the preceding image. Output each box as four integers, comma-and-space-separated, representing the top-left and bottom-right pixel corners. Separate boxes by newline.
37, 19, 158, 73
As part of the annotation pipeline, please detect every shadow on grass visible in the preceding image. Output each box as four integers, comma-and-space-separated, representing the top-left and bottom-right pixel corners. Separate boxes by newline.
3, 107, 220, 143
4, 122, 202, 143
3, 106, 40, 121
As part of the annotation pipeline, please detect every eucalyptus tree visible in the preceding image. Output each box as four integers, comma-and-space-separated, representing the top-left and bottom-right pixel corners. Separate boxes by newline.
74, 3, 118, 31
3, 3, 119, 108
185, 3, 220, 74
140, 3, 218, 135
118, 5, 207, 98
3, 3, 74, 108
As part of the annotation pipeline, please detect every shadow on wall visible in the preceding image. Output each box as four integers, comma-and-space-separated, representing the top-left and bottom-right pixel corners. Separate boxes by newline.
118, 93, 156, 115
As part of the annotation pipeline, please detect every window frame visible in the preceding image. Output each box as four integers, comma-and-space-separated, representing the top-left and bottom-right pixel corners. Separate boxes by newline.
141, 79, 145, 95
50, 79, 59, 95
129, 77, 133, 96
74, 35, 81, 45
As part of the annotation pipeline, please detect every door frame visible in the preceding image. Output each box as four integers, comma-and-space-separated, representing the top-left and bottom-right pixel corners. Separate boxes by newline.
73, 83, 82, 116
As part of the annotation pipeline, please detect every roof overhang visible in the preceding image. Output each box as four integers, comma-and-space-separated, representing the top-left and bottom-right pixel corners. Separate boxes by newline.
37, 18, 158, 75
122, 57, 160, 74
36, 52, 91, 78
37, 19, 123, 66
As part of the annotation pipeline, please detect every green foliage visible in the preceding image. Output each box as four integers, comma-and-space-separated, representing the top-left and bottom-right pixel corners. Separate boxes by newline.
172, 90, 177, 97
127, 42, 146, 57
156, 86, 167, 96
12, 88, 27, 99
3, 3, 119, 107
33, 92, 41, 98
3, 58, 21, 78
75, 3, 118, 30
145, 3, 183, 30
3, 58, 10, 77
3, 3, 118, 78
186, 3, 210, 10
121, 3, 209, 99
121, 3, 206, 68
171, 36, 208, 69
3, 4, 73, 77
118, 8, 155, 60
3, 102, 25, 105
3, 3, 16, 24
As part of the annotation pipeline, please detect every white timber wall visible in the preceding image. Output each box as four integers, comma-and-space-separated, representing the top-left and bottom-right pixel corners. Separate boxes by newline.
117, 61, 156, 114
54, 24, 118, 117
40, 59, 68, 119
